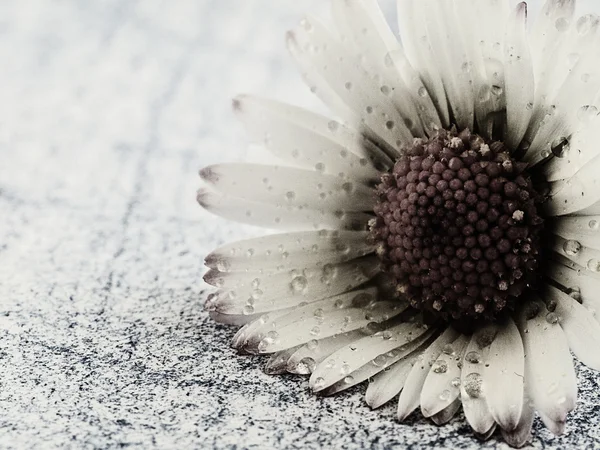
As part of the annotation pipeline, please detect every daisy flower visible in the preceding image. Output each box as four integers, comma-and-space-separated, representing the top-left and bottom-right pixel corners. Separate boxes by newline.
198, 0, 600, 446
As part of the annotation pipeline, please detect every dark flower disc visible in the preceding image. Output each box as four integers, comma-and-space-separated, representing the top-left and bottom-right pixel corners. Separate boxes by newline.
371, 129, 544, 326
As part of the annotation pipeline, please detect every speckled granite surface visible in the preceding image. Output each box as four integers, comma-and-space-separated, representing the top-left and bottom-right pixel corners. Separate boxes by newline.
1, 1, 600, 449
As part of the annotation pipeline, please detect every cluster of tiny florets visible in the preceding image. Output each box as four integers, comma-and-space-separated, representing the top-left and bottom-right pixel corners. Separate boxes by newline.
371, 129, 544, 324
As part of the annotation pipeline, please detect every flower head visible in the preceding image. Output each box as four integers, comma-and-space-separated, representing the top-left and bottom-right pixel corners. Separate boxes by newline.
199, 0, 600, 447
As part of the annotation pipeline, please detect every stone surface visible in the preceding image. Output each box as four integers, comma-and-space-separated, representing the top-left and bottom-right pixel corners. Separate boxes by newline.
0, 1, 599, 449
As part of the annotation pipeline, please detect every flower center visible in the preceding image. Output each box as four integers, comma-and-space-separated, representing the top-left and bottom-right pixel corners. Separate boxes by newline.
371, 129, 544, 325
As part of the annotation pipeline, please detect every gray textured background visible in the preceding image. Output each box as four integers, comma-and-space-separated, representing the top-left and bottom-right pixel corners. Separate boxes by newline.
1, 1, 599, 449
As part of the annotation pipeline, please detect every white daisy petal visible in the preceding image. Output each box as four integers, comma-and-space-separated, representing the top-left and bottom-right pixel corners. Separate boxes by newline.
551, 235, 600, 271
545, 255, 600, 315
538, 411, 567, 436
485, 317, 525, 431
231, 308, 295, 352
504, 2, 534, 151
418, 0, 475, 131
455, 0, 510, 138
331, 0, 428, 138
396, 0, 450, 127
397, 327, 460, 421
545, 284, 600, 370
543, 113, 600, 182
500, 385, 534, 448
254, 300, 408, 354
529, 0, 576, 113
365, 351, 419, 409
287, 17, 413, 154
237, 288, 379, 352
518, 300, 577, 424
420, 335, 469, 418
198, 188, 373, 230
430, 399, 461, 426
205, 230, 374, 273
211, 257, 381, 315
551, 215, 600, 245
286, 330, 366, 374
264, 346, 302, 375
232, 95, 391, 181
309, 319, 432, 392
201, 163, 375, 212
461, 326, 497, 434
209, 310, 270, 327
542, 168, 600, 216
320, 327, 436, 396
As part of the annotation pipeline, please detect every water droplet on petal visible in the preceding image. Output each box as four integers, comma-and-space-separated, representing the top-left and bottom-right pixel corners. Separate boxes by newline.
439, 389, 451, 401
563, 240, 582, 256
418, 87, 428, 98
588, 258, 600, 272
589, 220, 600, 231
465, 351, 481, 364
551, 136, 570, 157
290, 276, 308, 293
296, 357, 316, 374
432, 359, 448, 374
307, 339, 319, 350
313, 377, 325, 390
546, 312, 559, 324
464, 372, 483, 398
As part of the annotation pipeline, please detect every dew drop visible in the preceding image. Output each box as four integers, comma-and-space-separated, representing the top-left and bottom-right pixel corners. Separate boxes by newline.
465, 351, 482, 364
341, 363, 351, 375
563, 240, 582, 256
216, 260, 231, 272
418, 86, 428, 98
313, 377, 325, 390
365, 106, 374, 114
555, 17, 569, 32
588, 258, 600, 272
296, 357, 316, 374
285, 191, 296, 201
526, 102, 534, 111
290, 276, 308, 293
439, 390, 451, 401
451, 377, 461, 387
442, 344, 455, 356
590, 220, 600, 231
432, 359, 448, 374
344, 375, 355, 384
380, 85, 391, 96
243, 305, 255, 315
310, 326, 320, 336
328, 121, 340, 132
546, 312, 559, 324
372, 355, 387, 367
491, 85, 504, 96
385, 120, 395, 130
464, 372, 483, 398
345, 81, 353, 90
315, 162, 326, 173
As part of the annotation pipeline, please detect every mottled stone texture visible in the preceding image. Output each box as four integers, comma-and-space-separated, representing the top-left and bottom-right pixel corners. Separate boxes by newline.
0, 1, 598, 449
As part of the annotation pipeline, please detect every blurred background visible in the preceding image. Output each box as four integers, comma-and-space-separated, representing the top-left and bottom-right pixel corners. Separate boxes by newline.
1, 0, 599, 448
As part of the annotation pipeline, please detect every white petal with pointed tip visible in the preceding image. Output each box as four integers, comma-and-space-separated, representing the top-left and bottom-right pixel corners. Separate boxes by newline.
485, 318, 525, 431
212, 257, 380, 315
518, 299, 577, 423
310, 320, 431, 392
420, 335, 469, 418
397, 327, 460, 421
545, 284, 600, 370
287, 17, 413, 155
205, 230, 374, 273
233, 94, 389, 181
461, 327, 496, 434
201, 164, 375, 212
365, 352, 419, 409
322, 328, 435, 396
504, 2, 534, 150
198, 188, 372, 231
287, 330, 366, 374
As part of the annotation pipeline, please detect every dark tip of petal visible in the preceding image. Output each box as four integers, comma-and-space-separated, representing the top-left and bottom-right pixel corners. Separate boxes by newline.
199, 166, 219, 183
196, 189, 211, 208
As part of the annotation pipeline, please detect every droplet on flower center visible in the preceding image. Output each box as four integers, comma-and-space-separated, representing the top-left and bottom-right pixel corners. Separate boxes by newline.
371, 129, 544, 326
